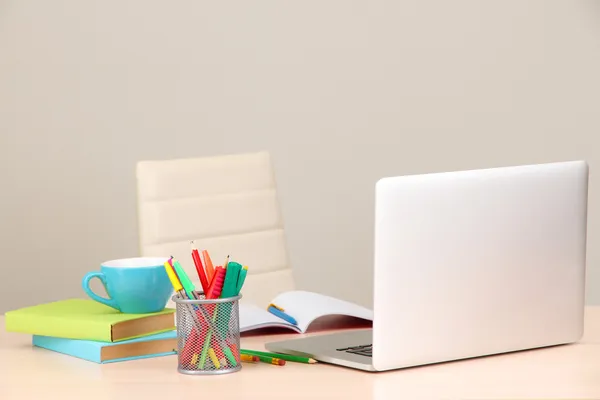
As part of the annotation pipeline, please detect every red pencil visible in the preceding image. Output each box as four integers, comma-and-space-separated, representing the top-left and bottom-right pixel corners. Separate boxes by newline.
190, 241, 209, 294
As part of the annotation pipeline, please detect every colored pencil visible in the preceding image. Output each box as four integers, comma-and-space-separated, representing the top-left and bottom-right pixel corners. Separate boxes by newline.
249, 353, 286, 366
240, 354, 260, 363
241, 349, 317, 364
202, 249, 215, 282
190, 241, 209, 293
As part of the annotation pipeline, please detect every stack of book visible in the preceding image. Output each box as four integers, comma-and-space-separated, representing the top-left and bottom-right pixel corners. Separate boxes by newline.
4, 299, 177, 364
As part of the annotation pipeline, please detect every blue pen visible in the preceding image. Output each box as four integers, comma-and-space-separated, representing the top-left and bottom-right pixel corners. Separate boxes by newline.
268, 304, 298, 326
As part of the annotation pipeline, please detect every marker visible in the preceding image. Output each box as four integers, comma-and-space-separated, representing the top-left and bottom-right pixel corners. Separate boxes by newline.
207, 267, 226, 299
236, 266, 248, 294
171, 257, 196, 299
221, 262, 242, 299
164, 260, 183, 294
267, 304, 298, 326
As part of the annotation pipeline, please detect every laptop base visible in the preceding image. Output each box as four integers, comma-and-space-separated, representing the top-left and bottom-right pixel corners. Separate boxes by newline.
265, 329, 377, 372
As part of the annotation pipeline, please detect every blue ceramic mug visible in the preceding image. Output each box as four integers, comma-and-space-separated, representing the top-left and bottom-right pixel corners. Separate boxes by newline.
82, 257, 173, 314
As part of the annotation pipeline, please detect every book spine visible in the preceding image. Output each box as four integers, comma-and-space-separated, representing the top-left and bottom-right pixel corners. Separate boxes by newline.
101, 351, 177, 364
32, 336, 102, 363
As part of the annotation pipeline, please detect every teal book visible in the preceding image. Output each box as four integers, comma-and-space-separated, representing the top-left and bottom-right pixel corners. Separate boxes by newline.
32, 330, 177, 364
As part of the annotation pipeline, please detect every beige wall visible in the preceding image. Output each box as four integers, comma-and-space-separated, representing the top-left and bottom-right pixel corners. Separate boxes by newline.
1, 0, 600, 313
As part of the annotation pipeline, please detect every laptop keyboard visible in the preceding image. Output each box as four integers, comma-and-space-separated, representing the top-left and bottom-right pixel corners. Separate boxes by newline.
336, 344, 372, 357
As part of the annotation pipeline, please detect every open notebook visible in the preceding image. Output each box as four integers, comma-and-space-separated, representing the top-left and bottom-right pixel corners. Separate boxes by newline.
239, 290, 373, 333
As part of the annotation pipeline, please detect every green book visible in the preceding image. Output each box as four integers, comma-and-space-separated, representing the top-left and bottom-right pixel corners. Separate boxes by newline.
5, 299, 175, 342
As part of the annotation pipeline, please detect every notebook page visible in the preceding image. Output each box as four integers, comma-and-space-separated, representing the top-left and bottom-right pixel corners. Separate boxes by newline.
238, 303, 300, 333
270, 290, 374, 333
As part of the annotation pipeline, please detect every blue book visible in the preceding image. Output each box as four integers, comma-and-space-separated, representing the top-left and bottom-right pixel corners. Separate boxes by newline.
32, 330, 177, 363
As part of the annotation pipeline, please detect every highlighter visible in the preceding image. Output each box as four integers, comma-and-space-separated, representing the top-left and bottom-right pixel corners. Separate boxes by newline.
236, 266, 248, 295
164, 261, 183, 294
207, 267, 226, 299
221, 262, 242, 298
172, 258, 196, 299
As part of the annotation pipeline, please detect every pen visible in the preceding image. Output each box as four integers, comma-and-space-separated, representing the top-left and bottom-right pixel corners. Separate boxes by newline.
267, 304, 298, 326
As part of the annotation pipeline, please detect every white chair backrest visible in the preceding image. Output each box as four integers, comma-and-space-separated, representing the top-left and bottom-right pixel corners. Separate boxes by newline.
136, 151, 295, 307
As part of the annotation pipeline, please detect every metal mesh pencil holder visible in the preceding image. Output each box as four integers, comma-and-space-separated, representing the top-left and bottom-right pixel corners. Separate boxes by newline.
173, 292, 242, 375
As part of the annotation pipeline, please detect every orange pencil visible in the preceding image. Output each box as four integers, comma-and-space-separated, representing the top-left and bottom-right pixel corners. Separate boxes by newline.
202, 250, 215, 282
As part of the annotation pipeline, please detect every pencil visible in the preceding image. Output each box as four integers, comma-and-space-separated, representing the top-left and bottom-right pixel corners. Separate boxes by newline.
252, 354, 286, 366
208, 348, 221, 369
240, 354, 260, 363
189, 243, 209, 293
241, 349, 317, 364
202, 249, 215, 281
224, 254, 230, 269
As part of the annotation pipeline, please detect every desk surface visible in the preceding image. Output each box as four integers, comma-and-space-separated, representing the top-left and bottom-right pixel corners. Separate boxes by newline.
1, 307, 599, 400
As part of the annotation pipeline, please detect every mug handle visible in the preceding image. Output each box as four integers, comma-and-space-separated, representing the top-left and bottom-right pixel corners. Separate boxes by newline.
82, 272, 120, 311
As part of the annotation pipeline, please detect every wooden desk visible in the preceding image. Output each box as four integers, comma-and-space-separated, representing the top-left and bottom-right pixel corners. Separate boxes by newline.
1, 308, 599, 400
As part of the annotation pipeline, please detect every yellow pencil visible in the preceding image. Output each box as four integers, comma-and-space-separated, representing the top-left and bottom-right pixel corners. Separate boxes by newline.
241, 354, 260, 363
208, 348, 221, 369
224, 255, 230, 269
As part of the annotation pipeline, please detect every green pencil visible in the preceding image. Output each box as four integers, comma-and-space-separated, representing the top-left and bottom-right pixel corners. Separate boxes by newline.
240, 349, 317, 364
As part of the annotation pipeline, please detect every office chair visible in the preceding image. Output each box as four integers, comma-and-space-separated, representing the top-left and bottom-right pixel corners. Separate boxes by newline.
136, 151, 295, 307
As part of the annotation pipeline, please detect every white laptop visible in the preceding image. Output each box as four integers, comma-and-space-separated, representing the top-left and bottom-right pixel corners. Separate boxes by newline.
265, 160, 589, 372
